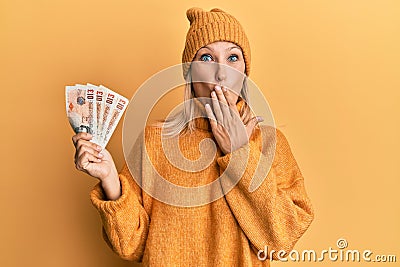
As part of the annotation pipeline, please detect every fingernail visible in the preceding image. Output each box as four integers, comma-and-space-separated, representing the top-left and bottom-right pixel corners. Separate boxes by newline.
97, 158, 102, 162
222, 87, 227, 92
211, 91, 216, 97
97, 146, 102, 151
98, 153, 104, 158
257, 116, 264, 122
215, 85, 221, 91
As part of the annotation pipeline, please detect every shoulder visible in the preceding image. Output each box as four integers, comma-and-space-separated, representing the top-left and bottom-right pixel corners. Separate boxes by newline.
258, 125, 287, 142
257, 125, 295, 165
143, 123, 177, 144
127, 125, 162, 154
144, 124, 162, 137
257, 125, 289, 149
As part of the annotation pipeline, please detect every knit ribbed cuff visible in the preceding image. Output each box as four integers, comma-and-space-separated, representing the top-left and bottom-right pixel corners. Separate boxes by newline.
216, 140, 264, 192
90, 174, 132, 215
217, 140, 260, 168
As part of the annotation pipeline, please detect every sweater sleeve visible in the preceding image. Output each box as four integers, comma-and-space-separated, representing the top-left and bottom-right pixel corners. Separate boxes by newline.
216, 127, 314, 257
90, 144, 150, 261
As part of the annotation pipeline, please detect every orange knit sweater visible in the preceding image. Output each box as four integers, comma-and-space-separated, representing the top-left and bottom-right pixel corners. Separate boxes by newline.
90, 113, 314, 266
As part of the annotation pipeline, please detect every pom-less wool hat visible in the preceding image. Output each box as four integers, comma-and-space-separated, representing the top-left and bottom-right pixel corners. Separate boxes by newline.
182, 7, 251, 78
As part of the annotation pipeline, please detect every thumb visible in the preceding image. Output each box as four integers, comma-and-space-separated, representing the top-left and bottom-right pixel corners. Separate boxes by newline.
246, 116, 264, 137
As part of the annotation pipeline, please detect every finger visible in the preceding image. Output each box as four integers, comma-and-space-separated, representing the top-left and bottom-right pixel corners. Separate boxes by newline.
76, 138, 102, 152
76, 151, 102, 171
205, 104, 218, 129
214, 85, 230, 114
221, 86, 237, 109
76, 144, 104, 161
221, 86, 241, 122
245, 116, 264, 137
210, 91, 223, 123
72, 132, 93, 146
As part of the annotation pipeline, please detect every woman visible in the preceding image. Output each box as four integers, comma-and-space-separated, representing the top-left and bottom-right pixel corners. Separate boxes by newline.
72, 7, 314, 266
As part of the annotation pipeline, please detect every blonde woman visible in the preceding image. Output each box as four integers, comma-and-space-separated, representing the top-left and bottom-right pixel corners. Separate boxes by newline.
72, 7, 314, 266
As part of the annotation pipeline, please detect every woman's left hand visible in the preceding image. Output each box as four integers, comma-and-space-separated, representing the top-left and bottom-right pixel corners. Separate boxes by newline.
205, 85, 263, 155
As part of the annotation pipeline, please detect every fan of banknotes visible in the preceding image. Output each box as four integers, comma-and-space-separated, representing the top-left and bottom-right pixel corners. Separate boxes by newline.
65, 83, 129, 149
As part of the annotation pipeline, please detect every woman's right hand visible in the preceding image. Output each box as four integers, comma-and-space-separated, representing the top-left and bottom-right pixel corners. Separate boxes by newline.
72, 132, 121, 200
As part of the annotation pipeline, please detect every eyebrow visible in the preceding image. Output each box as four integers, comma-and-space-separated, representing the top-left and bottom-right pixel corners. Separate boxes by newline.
200, 45, 241, 51
227, 45, 241, 51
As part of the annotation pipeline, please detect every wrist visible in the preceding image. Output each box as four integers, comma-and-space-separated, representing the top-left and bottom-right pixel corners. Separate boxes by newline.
101, 166, 121, 200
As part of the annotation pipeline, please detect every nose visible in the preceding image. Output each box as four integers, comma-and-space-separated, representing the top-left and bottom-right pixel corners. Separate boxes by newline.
215, 64, 226, 82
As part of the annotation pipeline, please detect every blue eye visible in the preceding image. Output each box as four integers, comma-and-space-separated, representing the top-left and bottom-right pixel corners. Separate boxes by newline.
200, 54, 213, 62
228, 55, 238, 62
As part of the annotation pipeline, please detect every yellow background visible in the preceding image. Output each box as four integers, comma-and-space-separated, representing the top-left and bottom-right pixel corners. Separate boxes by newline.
1, 0, 399, 266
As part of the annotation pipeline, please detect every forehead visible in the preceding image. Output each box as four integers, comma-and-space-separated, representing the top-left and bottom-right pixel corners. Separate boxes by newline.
199, 41, 242, 51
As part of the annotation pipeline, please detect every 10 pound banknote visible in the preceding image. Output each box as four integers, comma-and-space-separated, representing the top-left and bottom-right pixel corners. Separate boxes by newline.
66, 83, 129, 149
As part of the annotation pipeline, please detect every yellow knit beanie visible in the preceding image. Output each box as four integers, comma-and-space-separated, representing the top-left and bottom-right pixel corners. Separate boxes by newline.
182, 7, 251, 78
